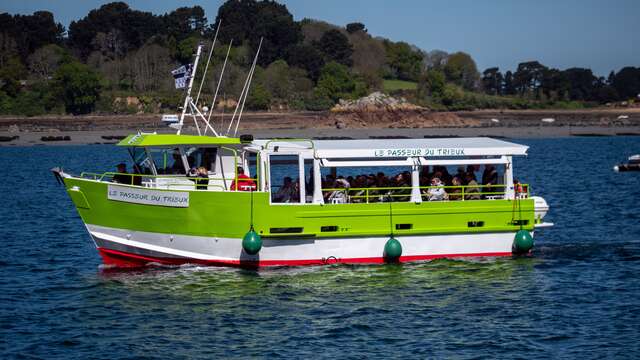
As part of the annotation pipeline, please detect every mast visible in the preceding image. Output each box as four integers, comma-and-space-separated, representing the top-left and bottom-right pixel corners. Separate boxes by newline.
176, 45, 203, 135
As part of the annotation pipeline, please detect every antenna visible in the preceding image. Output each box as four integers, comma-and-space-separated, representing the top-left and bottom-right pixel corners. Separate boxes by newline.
206, 40, 233, 135
194, 22, 220, 107
226, 37, 263, 136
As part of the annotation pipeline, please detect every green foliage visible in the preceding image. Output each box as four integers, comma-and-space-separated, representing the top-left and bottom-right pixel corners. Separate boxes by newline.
176, 37, 200, 64
383, 41, 423, 82
383, 79, 417, 92
0, 57, 27, 96
346, 22, 366, 34
246, 83, 271, 110
316, 29, 353, 67
214, 0, 302, 66
53, 61, 102, 114
316, 61, 358, 102
417, 69, 446, 102
443, 52, 479, 91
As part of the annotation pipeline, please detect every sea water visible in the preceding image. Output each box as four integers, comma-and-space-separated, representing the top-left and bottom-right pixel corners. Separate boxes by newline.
1, 136, 639, 358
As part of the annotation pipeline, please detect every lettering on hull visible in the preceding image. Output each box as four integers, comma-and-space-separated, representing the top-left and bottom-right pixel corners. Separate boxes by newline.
107, 185, 189, 207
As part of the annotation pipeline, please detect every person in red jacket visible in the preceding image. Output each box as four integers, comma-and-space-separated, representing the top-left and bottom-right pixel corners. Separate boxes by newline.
231, 166, 256, 191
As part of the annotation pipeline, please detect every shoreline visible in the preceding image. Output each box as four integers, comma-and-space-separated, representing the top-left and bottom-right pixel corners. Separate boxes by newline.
1, 108, 639, 146
2, 126, 640, 147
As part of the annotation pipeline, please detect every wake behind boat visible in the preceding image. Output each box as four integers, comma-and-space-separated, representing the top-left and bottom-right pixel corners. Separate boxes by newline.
53, 40, 553, 268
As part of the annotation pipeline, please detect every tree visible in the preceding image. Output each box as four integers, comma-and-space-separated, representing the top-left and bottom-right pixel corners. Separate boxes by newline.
214, 0, 302, 66
513, 61, 547, 97
346, 22, 366, 34
53, 61, 101, 114
562, 68, 597, 101
481, 67, 503, 95
0, 11, 64, 61
383, 40, 423, 81
423, 50, 449, 70
316, 29, 353, 67
316, 61, 357, 102
286, 44, 325, 82
503, 71, 516, 95
611, 67, 640, 100
443, 52, 479, 91
27, 44, 66, 80
417, 69, 446, 101
163, 6, 207, 41
68, 2, 162, 59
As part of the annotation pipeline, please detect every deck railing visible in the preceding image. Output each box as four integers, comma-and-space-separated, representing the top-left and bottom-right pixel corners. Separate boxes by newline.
79, 172, 258, 191
322, 184, 529, 203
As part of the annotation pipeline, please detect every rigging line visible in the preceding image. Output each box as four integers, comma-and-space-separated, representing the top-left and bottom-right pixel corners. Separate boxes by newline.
388, 195, 394, 237
208, 40, 233, 132
233, 38, 262, 137
227, 37, 262, 136
194, 21, 220, 108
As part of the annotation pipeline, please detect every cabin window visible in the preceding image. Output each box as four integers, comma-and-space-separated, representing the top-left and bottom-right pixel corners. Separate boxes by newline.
319, 165, 412, 203
419, 163, 506, 201
128, 148, 153, 175
148, 148, 187, 175
185, 147, 217, 172
269, 154, 302, 203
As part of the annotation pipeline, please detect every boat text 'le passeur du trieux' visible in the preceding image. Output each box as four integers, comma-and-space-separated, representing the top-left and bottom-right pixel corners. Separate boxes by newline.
53, 42, 553, 268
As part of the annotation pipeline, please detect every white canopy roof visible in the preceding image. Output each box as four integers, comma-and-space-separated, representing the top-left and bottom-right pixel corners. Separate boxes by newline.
252, 137, 528, 158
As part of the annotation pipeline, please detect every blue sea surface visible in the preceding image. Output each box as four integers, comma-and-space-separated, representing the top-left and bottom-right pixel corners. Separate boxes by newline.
1, 136, 640, 359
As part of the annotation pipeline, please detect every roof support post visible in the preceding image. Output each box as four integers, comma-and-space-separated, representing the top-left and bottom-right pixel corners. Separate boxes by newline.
313, 159, 323, 204
504, 156, 515, 199
411, 159, 422, 203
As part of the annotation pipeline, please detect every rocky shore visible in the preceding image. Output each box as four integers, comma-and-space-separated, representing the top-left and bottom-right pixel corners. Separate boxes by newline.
1, 107, 639, 146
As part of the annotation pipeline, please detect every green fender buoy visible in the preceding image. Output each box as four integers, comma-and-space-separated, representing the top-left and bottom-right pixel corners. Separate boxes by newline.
513, 229, 534, 254
384, 237, 402, 260
242, 228, 262, 255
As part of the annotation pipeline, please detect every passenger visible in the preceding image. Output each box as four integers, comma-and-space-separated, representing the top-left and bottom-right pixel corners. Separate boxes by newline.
112, 163, 133, 184
349, 175, 367, 202
456, 166, 466, 182
482, 165, 498, 196
427, 177, 448, 201
464, 172, 481, 200
448, 176, 464, 201
230, 166, 256, 191
195, 166, 209, 190
273, 176, 296, 202
170, 149, 186, 174
328, 178, 350, 203
391, 173, 411, 202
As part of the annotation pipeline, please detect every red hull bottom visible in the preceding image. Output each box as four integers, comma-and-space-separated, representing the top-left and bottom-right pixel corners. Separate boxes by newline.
98, 247, 514, 269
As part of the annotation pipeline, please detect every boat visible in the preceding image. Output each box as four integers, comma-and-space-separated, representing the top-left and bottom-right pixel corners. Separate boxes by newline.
614, 155, 640, 172
52, 42, 553, 268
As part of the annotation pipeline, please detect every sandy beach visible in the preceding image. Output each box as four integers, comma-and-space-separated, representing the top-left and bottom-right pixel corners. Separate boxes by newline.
1, 108, 639, 146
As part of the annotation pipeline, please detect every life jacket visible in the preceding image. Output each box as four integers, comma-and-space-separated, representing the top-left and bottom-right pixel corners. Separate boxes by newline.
231, 174, 257, 191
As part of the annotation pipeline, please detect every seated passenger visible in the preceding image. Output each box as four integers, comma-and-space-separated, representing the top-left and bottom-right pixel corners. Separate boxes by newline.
112, 163, 133, 184
230, 167, 256, 191
464, 173, 481, 200
427, 177, 448, 201
195, 166, 209, 190
448, 176, 463, 201
273, 177, 296, 202
328, 178, 350, 204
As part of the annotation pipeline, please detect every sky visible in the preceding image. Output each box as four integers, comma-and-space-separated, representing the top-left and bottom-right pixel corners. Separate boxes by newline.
1, 0, 638, 76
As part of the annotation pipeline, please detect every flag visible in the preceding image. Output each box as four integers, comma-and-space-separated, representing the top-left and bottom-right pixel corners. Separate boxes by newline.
172, 64, 192, 89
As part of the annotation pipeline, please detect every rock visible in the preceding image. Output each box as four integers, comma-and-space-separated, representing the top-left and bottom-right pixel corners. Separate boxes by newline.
8, 124, 19, 133
335, 120, 345, 129
331, 92, 426, 112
